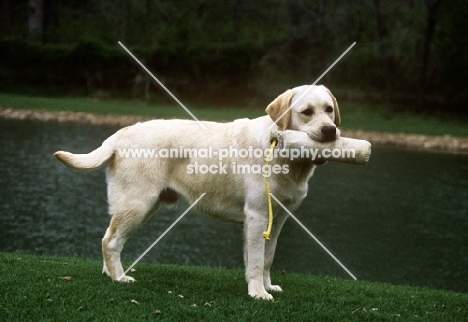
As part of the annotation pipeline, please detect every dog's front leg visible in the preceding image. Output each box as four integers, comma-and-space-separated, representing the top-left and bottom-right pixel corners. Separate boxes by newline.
263, 212, 288, 293
244, 207, 272, 300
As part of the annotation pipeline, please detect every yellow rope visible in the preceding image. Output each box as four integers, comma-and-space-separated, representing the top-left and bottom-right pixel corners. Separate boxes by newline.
263, 139, 277, 241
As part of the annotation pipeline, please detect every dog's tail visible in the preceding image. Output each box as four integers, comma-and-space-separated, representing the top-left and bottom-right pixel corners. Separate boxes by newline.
54, 135, 115, 172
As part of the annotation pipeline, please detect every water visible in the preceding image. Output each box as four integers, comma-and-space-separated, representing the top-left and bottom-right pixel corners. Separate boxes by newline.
0, 118, 467, 293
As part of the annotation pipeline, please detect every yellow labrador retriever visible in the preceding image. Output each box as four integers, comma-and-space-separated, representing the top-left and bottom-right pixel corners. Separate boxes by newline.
55, 85, 340, 300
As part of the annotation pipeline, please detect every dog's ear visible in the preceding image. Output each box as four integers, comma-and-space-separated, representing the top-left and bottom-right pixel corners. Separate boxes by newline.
265, 89, 295, 130
324, 88, 340, 127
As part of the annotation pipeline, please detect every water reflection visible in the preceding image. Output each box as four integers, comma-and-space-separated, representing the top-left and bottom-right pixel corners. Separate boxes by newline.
0, 119, 466, 293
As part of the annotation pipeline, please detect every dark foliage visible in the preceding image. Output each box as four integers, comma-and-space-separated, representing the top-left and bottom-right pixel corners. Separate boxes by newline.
1, 0, 466, 113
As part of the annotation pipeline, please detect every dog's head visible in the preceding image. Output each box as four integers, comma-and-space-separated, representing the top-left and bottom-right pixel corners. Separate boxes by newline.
266, 85, 340, 142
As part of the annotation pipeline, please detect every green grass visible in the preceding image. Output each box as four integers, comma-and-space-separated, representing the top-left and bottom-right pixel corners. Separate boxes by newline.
0, 93, 263, 122
1, 253, 467, 321
0, 93, 467, 137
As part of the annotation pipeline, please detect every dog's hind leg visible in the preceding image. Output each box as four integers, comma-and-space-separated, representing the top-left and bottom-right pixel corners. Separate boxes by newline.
102, 186, 161, 282
101, 227, 112, 277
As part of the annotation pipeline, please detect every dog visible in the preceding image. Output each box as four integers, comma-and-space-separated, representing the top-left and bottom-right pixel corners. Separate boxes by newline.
54, 84, 340, 300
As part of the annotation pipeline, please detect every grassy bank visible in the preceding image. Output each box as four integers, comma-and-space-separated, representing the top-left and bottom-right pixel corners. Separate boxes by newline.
1, 253, 467, 321
0, 93, 262, 124
0, 93, 467, 137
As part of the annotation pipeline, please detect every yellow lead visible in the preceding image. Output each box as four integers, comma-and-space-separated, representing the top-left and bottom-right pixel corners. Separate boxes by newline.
263, 139, 277, 240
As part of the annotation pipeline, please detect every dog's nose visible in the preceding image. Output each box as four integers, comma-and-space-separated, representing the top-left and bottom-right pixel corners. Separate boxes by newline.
321, 126, 336, 141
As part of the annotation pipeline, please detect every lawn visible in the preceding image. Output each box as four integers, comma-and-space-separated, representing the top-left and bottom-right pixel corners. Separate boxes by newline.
1, 253, 467, 321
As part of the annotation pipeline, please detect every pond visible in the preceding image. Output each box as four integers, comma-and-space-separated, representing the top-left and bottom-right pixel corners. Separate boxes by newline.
0, 118, 467, 293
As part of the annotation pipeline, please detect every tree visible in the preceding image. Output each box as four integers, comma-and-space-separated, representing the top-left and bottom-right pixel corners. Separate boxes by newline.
28, 0, 43, 42
1, 0, 12, 37
372, 0, 391, 102
43, 0, 60, 42
420, 0, 442, 106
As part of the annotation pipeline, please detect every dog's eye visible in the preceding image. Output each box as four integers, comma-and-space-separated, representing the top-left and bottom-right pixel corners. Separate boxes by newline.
301, 109, 313, 116
325, 106, 333, 113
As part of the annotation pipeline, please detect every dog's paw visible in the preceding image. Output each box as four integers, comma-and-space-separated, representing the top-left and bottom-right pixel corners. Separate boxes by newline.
249, 291, 274, 300
266, 285, 283, 292
248, 281, 274, 300
116, 275, 136, 283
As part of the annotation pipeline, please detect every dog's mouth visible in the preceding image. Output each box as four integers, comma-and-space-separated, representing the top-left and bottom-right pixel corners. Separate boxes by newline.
306, 127, 340, 165
320, 136, 337, 143
304, 125, 340, 143
307, 132, 339, 143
